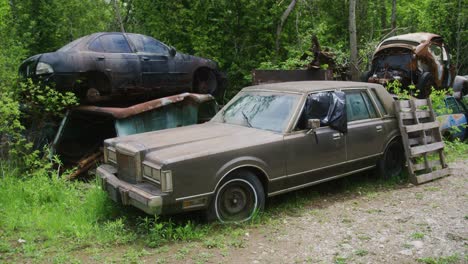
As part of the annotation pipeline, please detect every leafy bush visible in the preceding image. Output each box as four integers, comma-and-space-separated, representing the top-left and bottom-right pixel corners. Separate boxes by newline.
137, 216, 210, 248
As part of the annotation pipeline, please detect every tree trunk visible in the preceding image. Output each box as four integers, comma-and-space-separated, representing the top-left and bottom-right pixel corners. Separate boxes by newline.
455, 0, 462, 75
391, 0, 397, 33
113, 0, 125, 33
349, 0, 359, 81
380, 0, 387, 30
276, 0, 297, 56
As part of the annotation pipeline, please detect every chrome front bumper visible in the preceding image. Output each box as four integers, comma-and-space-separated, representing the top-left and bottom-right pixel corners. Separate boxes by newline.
96, 164, 163, 215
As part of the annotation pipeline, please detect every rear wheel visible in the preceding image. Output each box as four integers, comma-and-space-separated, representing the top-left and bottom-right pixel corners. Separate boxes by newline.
207, 170, 265, 223
193, 68, 218, 95
377, 139, 405, 179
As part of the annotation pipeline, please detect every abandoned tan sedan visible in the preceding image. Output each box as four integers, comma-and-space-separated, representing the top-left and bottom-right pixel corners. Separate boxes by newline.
97, 81, 404, 222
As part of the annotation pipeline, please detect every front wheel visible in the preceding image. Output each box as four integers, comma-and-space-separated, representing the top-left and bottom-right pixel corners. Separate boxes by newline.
207, 171, 265, 223
377, 139, 405, 179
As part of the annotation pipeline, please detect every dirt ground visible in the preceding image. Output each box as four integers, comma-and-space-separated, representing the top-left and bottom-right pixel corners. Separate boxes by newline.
78, 161, 468, 264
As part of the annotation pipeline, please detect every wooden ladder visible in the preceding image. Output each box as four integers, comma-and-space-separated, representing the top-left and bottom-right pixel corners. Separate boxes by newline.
394, 98, 450, 185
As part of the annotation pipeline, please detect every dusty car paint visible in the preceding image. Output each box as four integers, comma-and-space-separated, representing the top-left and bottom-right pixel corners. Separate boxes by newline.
19, 32, 226, 103
97, 81, 401, 218
52, 93, 217, 179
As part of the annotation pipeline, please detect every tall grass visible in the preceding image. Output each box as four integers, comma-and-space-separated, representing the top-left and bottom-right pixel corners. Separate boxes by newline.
0, 164, 133, 249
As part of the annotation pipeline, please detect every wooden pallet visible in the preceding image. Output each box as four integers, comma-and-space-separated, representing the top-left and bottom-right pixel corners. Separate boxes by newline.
394, 98, 450, 185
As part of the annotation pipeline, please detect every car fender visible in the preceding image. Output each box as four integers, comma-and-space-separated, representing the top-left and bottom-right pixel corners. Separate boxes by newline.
213, 156, 270, 192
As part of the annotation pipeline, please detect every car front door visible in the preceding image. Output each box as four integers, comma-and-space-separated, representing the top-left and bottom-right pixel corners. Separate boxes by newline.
344, 89, 386, 171
88, 33, 141, 93
282, 91, 347, 190
127, 34, 171, 90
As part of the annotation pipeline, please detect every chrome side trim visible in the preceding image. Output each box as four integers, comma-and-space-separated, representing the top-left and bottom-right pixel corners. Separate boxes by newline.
268, 165, 376, 197
271, 153, 382, 182
176, 192, 213, 201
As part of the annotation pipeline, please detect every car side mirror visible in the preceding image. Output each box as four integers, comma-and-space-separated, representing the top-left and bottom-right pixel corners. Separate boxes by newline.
306, 119, 320, 134
169, 47, 176, 57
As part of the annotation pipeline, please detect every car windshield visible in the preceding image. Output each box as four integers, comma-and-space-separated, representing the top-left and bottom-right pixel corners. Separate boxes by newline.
212, 91, 301, 133
373, 52, 412, 71
57, 36, 87, 52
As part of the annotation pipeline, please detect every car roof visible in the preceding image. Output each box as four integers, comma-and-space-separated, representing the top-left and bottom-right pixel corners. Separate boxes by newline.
242, 81, 384, 93
382, 32, 441, 45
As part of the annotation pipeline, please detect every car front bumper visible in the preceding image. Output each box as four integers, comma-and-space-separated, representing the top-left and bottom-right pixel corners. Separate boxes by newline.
96, 164, 163, 215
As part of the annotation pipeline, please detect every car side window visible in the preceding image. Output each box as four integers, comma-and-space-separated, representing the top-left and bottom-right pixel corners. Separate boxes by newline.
346, 91, 377, 121
295, 91, 347, 133
128, 34, 168, 54
370, 89, 387, 116
88, 37, 104, 52
91, 34, 132, 53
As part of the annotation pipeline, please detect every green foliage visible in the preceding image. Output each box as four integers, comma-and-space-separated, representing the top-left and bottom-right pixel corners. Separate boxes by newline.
417, 254, 460, 264
0, 168, 123, 246
137, 216, 210, 248
386, 81, 419, 99
18, 79, 79, 117
444, 139, 468, 162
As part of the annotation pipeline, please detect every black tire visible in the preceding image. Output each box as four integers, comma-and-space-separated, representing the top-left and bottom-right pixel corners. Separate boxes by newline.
193, 68, 218, 95
416, 72, 435, 98
377, 139, 405, 179
207, 170, 265, 223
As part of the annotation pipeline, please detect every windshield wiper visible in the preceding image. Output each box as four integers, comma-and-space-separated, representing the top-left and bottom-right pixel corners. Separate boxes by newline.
241, 111, 252, 127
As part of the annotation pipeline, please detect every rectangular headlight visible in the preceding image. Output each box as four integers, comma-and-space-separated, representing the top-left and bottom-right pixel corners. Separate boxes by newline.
143, 164, 161, 183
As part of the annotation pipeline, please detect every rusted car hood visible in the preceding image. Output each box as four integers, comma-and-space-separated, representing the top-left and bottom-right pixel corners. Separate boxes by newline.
108, 122, 281, 164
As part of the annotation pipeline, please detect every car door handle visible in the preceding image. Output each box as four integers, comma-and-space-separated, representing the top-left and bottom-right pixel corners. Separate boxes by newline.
376, 125, 383, 132
96, 56, 105, 61
141, 56, 150, 61
332, 133, 342, 140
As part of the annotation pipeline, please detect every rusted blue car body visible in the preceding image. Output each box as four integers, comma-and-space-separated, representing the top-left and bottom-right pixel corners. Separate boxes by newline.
52, 93, 218, 178
437, 96, 468, 141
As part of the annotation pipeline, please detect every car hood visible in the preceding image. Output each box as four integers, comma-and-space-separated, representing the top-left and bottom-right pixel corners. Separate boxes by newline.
108, 122, 282, 165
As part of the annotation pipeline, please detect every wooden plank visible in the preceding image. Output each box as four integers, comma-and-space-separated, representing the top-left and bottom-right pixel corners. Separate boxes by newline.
394, 101, 415, 177
411, 168, 451, 185
409, 135, 435, 146
405, 121, 440, 133
410, 142, 444, 156
398, 110, 431, 120
413, 160, 442, 171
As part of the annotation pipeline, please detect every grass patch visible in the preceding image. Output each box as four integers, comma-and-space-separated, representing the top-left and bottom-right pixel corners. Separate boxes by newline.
355, 249, 368, 256
410, 232, 425, 240
444, 139, 468, 162
418, 254, 460, 264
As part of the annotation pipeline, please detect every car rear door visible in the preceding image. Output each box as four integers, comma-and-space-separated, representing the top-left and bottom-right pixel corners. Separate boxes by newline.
127, 34, 171, 90
344, 88, 386, 171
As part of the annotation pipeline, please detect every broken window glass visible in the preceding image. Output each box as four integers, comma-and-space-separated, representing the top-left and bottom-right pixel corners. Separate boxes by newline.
300, 91, 347, 133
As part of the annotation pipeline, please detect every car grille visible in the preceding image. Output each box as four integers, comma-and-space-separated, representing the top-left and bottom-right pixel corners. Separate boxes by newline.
117, 152, 137, 183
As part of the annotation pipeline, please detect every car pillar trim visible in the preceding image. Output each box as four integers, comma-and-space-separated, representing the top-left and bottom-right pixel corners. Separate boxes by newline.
268, 165, 376, 197
271, 153, 383, 182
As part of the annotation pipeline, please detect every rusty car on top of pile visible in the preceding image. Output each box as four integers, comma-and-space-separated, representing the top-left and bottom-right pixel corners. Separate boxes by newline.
363, 32, 467, 98
97, 81, 404, 222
